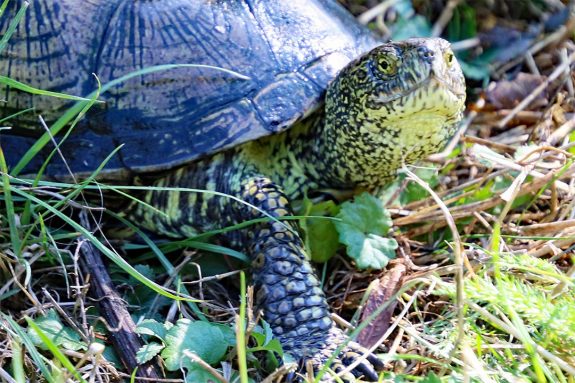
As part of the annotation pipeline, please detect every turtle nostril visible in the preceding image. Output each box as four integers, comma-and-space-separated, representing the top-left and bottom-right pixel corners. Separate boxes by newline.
417, 46, 435, 62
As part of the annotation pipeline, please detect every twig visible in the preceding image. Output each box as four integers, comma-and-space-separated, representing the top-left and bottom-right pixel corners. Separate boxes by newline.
528, 237, 575, 258
260, 363, 298, 383
498, 51, 575, 128
520, 219, 575, 235
450, 37, 481, 51
462, 135, 516, 153
41, 288, 90, 343
182, 351, 227, 383
357, 0, 400, 25
77, 211, 163, 381
561, 47, 575, 97
38, 115, 78, 184
396, 161, 575, 229
494, 24, 571, 77
431, 0, 461, 37
548, 117, 575, 146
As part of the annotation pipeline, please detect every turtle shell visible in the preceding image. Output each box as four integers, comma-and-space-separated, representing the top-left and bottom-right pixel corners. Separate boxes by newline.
1, 0, 380, 177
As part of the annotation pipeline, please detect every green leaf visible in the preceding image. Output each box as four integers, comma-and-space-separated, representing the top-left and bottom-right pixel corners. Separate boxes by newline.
161, 319, 232, 371
184, 365, 224, 383
335, 193, 398, 270
300, 197, 341, 263
133, 264, 155, 280
136, 342, 164, 364
211, 323, 236, 347
256, 321, 274, 346
27, 310, 85, 351
136, 319, 169, 342
250, 322, 283, 355
401, 167, 439, 204
25, 317, 87, 383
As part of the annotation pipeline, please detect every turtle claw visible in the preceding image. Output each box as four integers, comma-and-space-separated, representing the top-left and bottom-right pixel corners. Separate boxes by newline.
286, 327, 383, 382
342, 350, 379, 381
342, 342, 385, 380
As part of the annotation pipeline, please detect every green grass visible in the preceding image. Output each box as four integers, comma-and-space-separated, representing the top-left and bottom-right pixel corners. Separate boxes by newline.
4, 138, 574, 382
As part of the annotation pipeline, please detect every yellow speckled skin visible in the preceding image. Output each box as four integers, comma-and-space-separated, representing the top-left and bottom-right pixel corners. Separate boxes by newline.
130, 38, 465, 380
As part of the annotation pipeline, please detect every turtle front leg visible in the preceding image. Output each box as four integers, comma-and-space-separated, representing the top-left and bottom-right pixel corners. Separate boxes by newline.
237, 177, 383, 381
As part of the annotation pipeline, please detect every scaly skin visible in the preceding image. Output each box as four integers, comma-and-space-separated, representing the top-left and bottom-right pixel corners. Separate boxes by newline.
129, 38, 465, 381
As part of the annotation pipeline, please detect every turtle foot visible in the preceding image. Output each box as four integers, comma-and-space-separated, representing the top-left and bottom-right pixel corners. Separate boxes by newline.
285, 327, 384, 382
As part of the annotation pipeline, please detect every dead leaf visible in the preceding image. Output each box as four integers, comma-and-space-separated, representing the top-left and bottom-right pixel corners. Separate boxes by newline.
485, 72, 548, 110
356, 260, 407, 348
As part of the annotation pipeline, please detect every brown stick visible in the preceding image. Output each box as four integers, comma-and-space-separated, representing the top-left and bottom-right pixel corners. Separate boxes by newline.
78, 212, 163, 381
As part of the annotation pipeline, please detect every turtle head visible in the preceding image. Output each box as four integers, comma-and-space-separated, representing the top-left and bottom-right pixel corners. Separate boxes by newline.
355, 38, 465, 113
322, 38, 466, 187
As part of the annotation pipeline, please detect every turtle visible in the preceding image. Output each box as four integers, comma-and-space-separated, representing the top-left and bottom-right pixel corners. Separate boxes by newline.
1, 0, 466, 381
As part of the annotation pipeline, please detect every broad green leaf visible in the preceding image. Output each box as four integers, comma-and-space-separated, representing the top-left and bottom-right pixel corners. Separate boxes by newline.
161, 319, 232, 371
212, 323, 236, 347
26, 318, 86, 383
378, 167, 439, 207
401, 167, 439, 204
184, 365, 224, 383
27, 309, 85, 351
257, 322, 274, 346
250, 334, 283, 355
335, 193, 398, 270
250, 322, 283, 355
136, 319, 169, 341
136, 342, 164, 364
300, 197, 340, 263
133, 264, 155, 279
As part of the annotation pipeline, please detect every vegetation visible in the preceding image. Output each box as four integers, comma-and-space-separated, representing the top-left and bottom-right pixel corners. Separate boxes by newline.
1, 0, 575, 382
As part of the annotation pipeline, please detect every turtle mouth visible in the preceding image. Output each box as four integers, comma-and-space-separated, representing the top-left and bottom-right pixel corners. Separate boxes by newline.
371, 74, 465, 105
429, 74, 466, 98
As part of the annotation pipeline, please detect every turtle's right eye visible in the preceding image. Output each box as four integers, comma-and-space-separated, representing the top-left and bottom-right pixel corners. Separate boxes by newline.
375, 53, 399, 76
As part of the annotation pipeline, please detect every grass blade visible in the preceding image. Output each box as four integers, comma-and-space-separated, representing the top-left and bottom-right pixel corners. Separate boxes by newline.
236, 271, 248, 383
0, 107, 35, 123
25, 317, 87, 383
0, 0, 27, 54
108, 210, 209, 321
0, 144, 21, 258
1, 314, 55, 383
10, 63, 249, 176
0, 0, 10, 18
0, 75, 105, 102
10, 186, 194, 302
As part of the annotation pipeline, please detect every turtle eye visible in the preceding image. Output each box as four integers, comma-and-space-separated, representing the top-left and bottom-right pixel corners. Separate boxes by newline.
444, 51, 455, 68
375, 53, 398, 76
